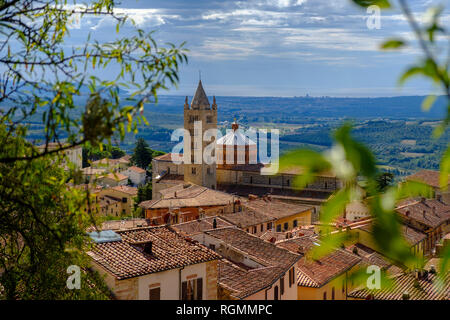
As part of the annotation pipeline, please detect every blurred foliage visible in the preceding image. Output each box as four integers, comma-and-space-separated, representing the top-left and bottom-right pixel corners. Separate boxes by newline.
282, 0, 450, 288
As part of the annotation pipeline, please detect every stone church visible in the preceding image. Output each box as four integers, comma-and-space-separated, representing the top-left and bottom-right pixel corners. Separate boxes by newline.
151, 80, 341, 209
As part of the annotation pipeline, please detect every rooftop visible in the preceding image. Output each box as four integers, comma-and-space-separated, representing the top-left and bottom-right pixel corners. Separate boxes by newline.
220, 209, 275, 228
87, 226, 220, 280
277, 236, 361, 288
216, 126, 257, 146
172, 216, 235, 236
218, 259, 287, 299
139, 184, 236, 209
128, 166, 146, 174
110, 185, 138, 196
346, 243, 404, 277
153, 153, 180, 162
406, 169, 449, 188
358, 222, 427, 246
243, 197, 312, 220
396, 197, 450, 229
348, 270, 450, 300
104, 172, 128, 181
205, 227, 301, 268
191, 80, 210, 109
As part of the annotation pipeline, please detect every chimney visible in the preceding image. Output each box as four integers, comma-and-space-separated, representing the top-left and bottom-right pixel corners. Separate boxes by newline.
174, 191, 177, 198
213, 217, 217, 229
143, 241, 153, 255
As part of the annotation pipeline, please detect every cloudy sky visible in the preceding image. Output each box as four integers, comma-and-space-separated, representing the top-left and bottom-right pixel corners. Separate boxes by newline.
68, 0, 449, 97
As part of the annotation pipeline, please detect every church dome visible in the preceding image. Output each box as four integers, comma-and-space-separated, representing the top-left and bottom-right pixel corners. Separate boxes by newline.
216, 122, 256, 146
216, 121, 257, 166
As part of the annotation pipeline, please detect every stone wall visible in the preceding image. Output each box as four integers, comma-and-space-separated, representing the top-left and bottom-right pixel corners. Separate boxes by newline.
205, 260, 218, 300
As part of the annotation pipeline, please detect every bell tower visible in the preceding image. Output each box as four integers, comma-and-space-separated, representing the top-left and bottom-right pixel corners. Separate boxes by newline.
184, 80, 217, 189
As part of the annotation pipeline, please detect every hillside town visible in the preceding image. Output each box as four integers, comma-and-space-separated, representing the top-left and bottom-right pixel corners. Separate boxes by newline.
59, 81, 450, 300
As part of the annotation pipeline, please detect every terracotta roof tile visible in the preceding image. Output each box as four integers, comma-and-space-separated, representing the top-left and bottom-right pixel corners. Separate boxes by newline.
277, 236, 361, 288
153, 153, 181, 162
205, 227, 301, 268
111, 185, 138, 196
218, 259, 287, 299
220, 209, 275, 228
243, 198, 312, 220
87, 226, 220, 280
139, 184, 237, 209
128, 166, 146, 174
172, 216, 234, 236
406, 169, 449, 188
396, 198, 450, 229
348, 271, 450, 300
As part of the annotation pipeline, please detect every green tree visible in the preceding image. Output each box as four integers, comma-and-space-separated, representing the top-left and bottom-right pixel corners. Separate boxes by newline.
136, 183, 152, 205
0, 125, 110, 299
109, 146, 125, 159
131, 138, 153, 170
375, 172, 395, 192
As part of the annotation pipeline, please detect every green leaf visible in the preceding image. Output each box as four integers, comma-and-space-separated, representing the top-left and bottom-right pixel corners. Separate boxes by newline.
351, 0, 391, 8
440, 146, 450, 190
398, 66, 425, 85
380, 39, 405, 50
421, 95, 437, 111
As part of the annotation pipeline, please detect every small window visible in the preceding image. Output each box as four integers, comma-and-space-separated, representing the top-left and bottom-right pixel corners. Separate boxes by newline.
323, 291, 327, 300
332, 287, 335, 300
284, 222, 288, 231
293, 220, 298, 228
260, 224, 264, 232
280, 277, 285, 295
274, 286, 279, 300
267, 222, 272, 230
209, 244, 215, 251
253, 226, 257, 234
206, 115, 213, 123
268, 178, 271, 185
122, 197, 127, 203
286, 179, 290, 186
149, 287, 160, 300
276, 225, 281, 232
191, 167, 196, 175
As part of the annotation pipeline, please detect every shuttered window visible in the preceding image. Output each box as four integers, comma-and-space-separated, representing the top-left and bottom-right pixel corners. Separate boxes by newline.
149, 287, 160, 300
181, 277, 203, 300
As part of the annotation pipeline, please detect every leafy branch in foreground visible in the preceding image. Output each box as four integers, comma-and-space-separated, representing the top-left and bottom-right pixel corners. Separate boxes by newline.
282, 0, 450, 283
0, 0, 188, 163
0, 0, 187, 299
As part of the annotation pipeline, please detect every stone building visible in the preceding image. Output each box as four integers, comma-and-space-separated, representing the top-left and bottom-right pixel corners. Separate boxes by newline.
183, 80, 217, 190
405, 169, 450, 205
87, 226, 220, 300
